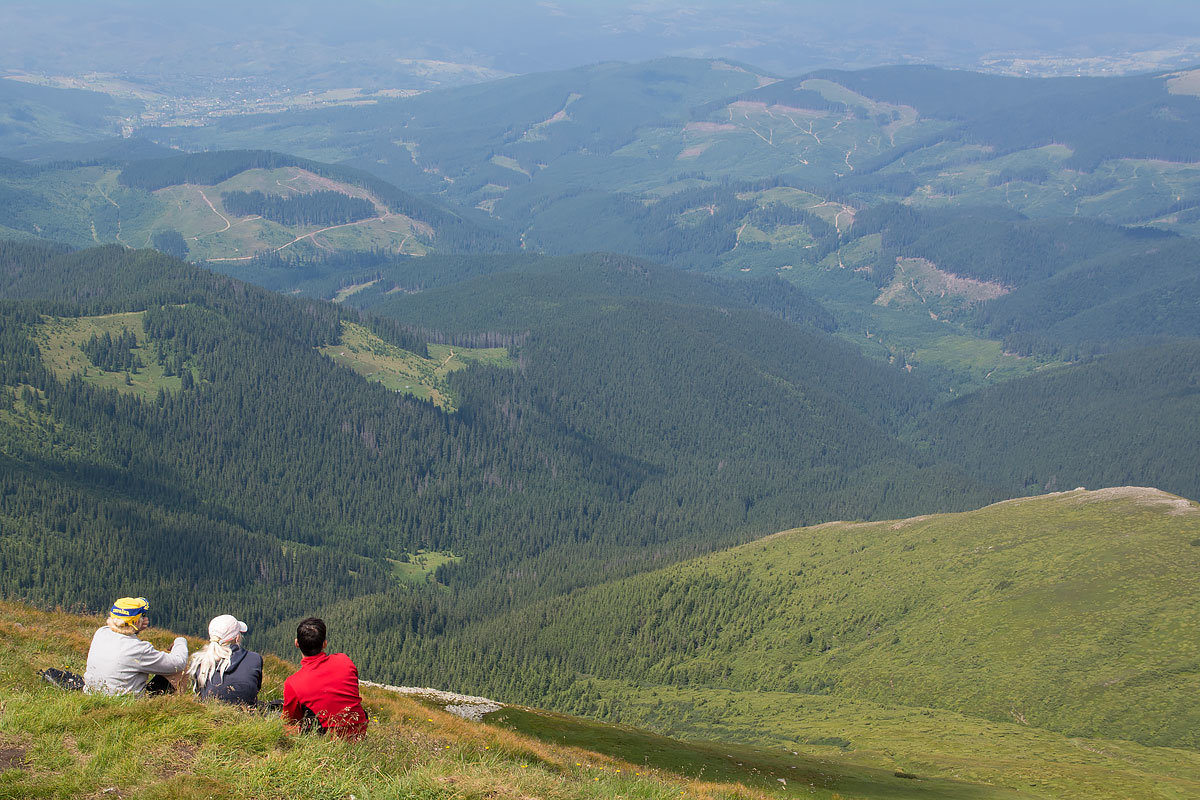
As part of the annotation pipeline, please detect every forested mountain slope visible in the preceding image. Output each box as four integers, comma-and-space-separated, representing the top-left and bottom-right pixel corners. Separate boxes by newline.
0, 78, 134, 151
0, 241, 996, 684
916, 341, 1200, 498
805, 65, 1200, 169
845, 203, 1200, 358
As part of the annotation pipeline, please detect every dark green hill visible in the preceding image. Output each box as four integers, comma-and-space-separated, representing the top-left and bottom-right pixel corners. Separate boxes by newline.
973, 237, 1200, 356
12, 135, 174, 164
917, 341, 1200, 499
848, 203, 1168, 288
845, 203, 1200, 357
345, 251, 836, 333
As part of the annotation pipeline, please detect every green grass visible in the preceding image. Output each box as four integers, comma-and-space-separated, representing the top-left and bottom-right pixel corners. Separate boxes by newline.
320, 322, 513, 411
36, 312, 186, 398
597, 685, 1200, 800
388, 549, 462, 586
493, 706, 1020, 799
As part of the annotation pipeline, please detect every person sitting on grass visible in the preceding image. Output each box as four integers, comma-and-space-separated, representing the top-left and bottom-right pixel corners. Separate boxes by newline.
189, 613, 262, 706
83, 596, 188, 696
281, 617, 368, 739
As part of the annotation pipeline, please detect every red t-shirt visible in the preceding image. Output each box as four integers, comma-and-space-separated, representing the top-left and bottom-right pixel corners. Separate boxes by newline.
282, 652, 368, 738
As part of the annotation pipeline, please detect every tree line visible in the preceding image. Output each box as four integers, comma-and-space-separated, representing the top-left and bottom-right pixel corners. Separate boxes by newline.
221, 189, 376, 227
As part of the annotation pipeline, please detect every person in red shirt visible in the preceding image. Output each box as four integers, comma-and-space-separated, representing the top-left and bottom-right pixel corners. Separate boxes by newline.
282, 617, 368, 739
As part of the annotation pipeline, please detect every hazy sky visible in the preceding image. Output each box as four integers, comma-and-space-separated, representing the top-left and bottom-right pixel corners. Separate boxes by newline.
2, 1, 1199, 84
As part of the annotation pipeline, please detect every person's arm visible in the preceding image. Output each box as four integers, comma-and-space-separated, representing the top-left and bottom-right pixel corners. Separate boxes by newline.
281, 679, 303, 734
248, 653, 263, 703
250, 653, 263, 692
132, 636, 189, 676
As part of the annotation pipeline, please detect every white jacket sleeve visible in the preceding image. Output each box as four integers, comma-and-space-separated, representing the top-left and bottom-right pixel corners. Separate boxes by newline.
133, 636, 189, 674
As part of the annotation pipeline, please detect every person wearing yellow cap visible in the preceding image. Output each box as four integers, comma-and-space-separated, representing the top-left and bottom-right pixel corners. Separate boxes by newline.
83, 597, 189, 695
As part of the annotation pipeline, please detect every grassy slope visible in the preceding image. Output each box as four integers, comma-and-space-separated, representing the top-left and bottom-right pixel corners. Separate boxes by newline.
0, 603, 1017, 800
455, 490, 1199, 749
597, 685, 1200, 800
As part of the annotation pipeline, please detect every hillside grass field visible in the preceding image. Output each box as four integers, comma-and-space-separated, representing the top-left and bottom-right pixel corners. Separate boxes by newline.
0, 603, 1024, 800
596, 685, 1200, 800
389, 549, 463, 586
425, 488, 1200, 800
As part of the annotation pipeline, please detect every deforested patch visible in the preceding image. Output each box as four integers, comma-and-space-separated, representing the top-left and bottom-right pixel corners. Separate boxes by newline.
1166, 68, 1200, 97
875, 257, 1010, 309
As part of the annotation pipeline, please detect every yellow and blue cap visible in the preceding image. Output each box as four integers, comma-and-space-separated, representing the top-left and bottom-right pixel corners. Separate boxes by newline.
109, 597, 149, 621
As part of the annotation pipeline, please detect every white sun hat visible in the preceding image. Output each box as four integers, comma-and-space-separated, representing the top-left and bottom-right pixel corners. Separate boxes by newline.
208, 614, 248, 644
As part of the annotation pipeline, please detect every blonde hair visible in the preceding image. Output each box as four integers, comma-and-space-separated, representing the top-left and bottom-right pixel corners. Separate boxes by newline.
189, 634, 241, 690
106, 616, 141, 636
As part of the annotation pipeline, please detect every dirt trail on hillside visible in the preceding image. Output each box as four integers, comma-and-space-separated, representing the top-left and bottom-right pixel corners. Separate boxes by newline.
206, 213, 395, 262
194, 188, 232, 236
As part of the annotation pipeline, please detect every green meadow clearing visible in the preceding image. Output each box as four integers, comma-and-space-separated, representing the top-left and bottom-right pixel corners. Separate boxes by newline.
320, 322, 513, 410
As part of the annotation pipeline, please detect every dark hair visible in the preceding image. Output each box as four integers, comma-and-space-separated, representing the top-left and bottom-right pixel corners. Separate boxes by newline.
296, 617, 326, 657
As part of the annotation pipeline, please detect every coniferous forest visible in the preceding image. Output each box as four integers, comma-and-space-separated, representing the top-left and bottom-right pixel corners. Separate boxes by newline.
220, 189, 377, 226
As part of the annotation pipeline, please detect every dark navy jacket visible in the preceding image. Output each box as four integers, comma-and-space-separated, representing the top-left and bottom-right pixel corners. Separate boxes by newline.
198, 645, 263, 705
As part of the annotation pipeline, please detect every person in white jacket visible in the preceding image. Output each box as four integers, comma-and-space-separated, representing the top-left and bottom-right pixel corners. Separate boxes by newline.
83, 597, 189, 696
